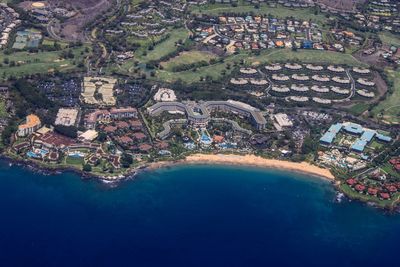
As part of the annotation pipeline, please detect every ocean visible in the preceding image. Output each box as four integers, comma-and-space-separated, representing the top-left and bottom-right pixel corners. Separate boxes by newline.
0, 160, 399, 267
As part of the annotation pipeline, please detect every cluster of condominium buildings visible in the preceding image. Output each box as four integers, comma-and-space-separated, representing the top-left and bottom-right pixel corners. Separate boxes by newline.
84, 107, 138, 129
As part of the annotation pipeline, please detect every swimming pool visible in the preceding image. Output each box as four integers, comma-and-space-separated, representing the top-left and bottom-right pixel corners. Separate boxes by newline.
68, 152, 84, 158
200, 131, 212, 145
27, 151, 40, 159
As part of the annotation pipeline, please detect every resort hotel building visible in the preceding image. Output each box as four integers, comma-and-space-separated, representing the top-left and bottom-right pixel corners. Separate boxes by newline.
320, 122, 392, 152
18, 114, 41, 137
147, 100, 267, 130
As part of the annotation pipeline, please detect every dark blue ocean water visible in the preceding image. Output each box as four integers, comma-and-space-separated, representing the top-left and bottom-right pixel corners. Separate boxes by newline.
0, 161, 399, 267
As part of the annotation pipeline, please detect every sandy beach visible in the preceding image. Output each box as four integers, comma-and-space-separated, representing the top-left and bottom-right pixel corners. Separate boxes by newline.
146, 154, 335, 180
184, 154, 335, 180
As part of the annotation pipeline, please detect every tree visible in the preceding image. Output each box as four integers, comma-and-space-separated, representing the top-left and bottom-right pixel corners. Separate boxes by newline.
83, 164, 92, 172
120, 153, 133, 168
302, 137, 317, 155
54, 125, 78, 138
97, 132, 107, 142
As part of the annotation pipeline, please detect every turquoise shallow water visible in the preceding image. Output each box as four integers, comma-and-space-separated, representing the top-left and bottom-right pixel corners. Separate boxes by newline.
0, 160, 399, 266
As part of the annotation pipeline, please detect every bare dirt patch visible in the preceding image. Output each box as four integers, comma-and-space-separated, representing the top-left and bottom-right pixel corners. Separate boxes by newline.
48, 0, 113, 42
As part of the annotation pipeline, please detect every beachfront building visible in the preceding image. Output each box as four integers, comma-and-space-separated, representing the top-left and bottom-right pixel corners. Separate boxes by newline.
18, 114, 41, 137
147, 100, 267, 134
319, 122, 392, 153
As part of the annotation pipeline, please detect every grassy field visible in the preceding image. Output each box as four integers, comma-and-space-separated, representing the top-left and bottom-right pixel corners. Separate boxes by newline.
372, 69, 400, 124
0, 46, 89, 79
190, 2, 328, 26
155, 49, 366, 83
0, 99, 7, 118
379, 32, 400, 46
65, 156, 84, 166
113, 28, 191, 74
347, 103, 371, 116
41, 38, 70, 49
340, 184, 397, 208
160, 51, 218, 71
381, 163, 400, 179
136, 28, 190, 62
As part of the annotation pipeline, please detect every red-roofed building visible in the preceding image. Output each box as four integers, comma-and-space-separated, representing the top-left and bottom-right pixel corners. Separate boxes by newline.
130, 120, 143, 130
104, 125, 117, 133
346, 178, 356, 186
134, 132, 146, 141
380, 192, 390, 200
84, 107, 138, 129
139, 144, 152, 152
389, 158, 400, 172
213, 135, 224, 143
367, 188, 378, 196
354, 184, 366, 192
385, 185, 397, 193
116, 121, 129, 129
34, 131, 74, 149
118, 136, 133, 144
155, 141, 169, 150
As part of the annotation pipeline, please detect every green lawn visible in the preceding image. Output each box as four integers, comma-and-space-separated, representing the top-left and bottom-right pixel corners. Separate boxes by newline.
372, 69, 400, 124
379, 32, 400, 46
381, 163, 400, 179
137, 28, 190, 62
0, 99, 7, 118
41, 38, 70, 49
161, 51, 218, 71
348, 103, 370, 116
65, 156, 84, 166
155, 49, 366, 83
340, 184, 396, 208
0, 46, 89, 80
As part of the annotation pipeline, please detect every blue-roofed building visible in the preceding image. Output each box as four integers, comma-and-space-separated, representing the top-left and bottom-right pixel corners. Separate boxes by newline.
351, 140, 367, 152
319, 123, 342, 145
320, 121, 392, 152
328, 123, 343, 134
376, 133, 392, 143
302, 40, 313, 49
360, 129, 376, 142
343, 122, 363, 135
320, 132, 336, 145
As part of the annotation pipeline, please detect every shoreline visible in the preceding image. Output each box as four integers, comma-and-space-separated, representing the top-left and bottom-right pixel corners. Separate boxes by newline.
2, 153, 335, 182
144, 153, 335, 181
5, 153, 399, 211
